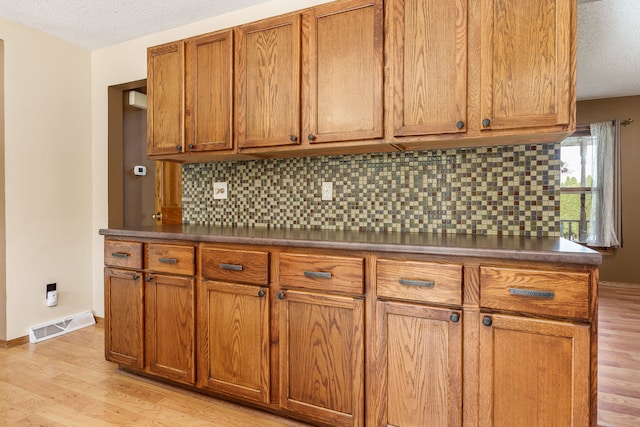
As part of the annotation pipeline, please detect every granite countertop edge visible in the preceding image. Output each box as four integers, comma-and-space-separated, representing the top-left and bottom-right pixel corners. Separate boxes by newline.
99, 225, 602, 266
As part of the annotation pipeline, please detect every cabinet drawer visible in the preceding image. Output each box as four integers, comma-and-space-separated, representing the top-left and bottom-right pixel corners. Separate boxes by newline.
146, 243, 195, 276
377, 259, 462, 306
480, 266, 590, 320
279, 253, 364, 294
201, 247, 269, 285
104, 240, 143, 269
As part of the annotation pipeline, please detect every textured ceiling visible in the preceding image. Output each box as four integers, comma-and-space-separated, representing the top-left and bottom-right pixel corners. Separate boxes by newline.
0, 0, 639, 100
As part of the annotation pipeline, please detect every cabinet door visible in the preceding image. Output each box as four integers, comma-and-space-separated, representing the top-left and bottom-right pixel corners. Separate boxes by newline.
236, 14, 301, 149
145, 274, 195, 385
185, 30, 233, 153
104, 268, 144, 369
303, 0, 383, 143
389, 0, 468, 136
197, 281, 270, 403
375, 301, 462, 426
479, 0, 573, 131
478, 314, 590, 426
279, 290, 364, 427
147, 41, 185, 155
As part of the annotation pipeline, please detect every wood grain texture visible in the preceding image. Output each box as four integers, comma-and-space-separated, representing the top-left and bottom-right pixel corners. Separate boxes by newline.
185, 29, 234, 152
279, 290, 364, 426
147, 41, 184, 155
279, 252, 364, 294
376, 258, 462, 305
154, 161, 182, 225
478, 314, 590, 426
104, 240, 143, 269
303, 0, 383, 143
146, 243, 195, 276
377, 301, 462, 426
201, 246, 269, 285
197, 280, 270, 403
480, 266, 590, 320
145, 273, 195, 385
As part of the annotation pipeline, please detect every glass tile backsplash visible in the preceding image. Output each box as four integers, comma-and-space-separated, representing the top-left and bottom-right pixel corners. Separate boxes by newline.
182, 144, 560, 237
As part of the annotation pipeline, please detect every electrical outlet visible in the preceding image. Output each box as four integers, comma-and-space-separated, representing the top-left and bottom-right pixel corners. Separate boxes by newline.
321, 182, 333, 201
213, 181, 228, 200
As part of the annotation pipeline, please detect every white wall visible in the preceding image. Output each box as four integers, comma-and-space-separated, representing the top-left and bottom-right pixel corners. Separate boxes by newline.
0, 18, 93, 339
91, 0, 332, 317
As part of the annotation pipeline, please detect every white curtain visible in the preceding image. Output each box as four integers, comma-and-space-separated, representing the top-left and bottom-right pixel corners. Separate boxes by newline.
588, 121, 621, 247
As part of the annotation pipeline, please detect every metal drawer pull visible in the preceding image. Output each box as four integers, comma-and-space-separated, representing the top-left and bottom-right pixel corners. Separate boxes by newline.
304, 271, 332, 279
158, 257, 178, 264
111, 252, 130, 258
220, 263, 243, 271
399, 279, 435, 288
509, 288, 555, 299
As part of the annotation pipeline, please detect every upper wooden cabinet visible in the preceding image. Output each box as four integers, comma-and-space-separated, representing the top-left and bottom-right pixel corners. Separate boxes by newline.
185, 30, 233, 153
235, 14, 301, 149
479, 0, 573, 131
388, 0, 468, 137
147, 42, 184, 156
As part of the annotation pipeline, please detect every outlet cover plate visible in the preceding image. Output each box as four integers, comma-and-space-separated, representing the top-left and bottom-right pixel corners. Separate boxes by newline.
321, 182, 333, 201
213, 181, 228, 200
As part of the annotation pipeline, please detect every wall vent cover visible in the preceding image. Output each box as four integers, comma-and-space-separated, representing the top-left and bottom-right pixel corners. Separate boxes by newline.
28, 311, 96, 343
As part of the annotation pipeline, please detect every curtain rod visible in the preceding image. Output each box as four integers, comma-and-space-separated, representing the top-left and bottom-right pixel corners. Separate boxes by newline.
621, 118, 634, 126
576, 118, 633, 129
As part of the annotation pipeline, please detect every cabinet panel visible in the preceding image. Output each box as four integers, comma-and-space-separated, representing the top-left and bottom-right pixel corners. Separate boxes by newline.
479, 0, 572, 130
279, 253, 364, 294
145, 274, 195, 385
185, 30, 233, 152
304, 0, 383, 143
478, 314, 590, 426
198, 281, 270, 403
146, 243, 195, 276
279, 290, 364, 427
147, 41, 184, 155
376, 301, 462, 426
236, 14, 301, 149
201, 247, 269, 285
389, 0, 468, 136
104, 240, 143, 269
104, 268, 144, 369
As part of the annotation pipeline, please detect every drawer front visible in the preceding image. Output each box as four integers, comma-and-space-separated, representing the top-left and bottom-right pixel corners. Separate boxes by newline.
104, 240, 143, 269
279, 253, 364, 294
480, 266, 590, 319
147, 243, 195, 276
201, 247, 269, 285
377, 259, 462, 305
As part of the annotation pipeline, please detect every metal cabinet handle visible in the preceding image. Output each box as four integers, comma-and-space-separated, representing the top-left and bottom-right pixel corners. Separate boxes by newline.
290, 135, 297, 142
146, 276, 153, 283
111, 252, 130, 258
188, 144, 194, 150
456, 120, 465, 129
482, 317, 492, 327
399, 279, 434, 288
278, 291, 285, 300
132, 274, 139, 281
509, 288, 555, 299
307, 134, 315, 141
304, 271, 332, 279
175, 144, 182, 151
258, 289, 265, 298
482, 118, 491, 127
450, 313, 460, 323
158, 257, 178, 264
220, 263, 243, 271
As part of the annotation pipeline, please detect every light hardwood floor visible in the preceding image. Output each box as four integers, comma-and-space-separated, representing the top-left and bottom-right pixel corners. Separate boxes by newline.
598, 282, 640, 427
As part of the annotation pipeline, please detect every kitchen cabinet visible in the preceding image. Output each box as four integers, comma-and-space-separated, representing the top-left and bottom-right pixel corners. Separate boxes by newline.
147, 41, 184, 156
197, 246, 271, 403
144, 243, 196, 385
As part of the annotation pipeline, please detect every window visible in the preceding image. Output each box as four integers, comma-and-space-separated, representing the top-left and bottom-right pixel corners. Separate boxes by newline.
560, 121, 622, 248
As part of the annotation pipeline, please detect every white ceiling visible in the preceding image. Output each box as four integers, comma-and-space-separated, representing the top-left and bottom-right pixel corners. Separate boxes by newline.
0, 0, 638, 100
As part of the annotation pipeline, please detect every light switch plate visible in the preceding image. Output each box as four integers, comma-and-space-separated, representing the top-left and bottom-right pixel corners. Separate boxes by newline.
213, 181, 228, 200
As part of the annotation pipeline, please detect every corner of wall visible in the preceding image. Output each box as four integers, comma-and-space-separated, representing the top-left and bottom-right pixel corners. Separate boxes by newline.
0, 39, 7, 341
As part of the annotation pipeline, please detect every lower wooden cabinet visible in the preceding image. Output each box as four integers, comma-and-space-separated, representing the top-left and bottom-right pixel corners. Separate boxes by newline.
278, 289, 365, 427
478, 314, 590, 426
197, 280, 270, 403
104, 268, 144, 370
145, 273, 196, 385
374, 300, 462, 426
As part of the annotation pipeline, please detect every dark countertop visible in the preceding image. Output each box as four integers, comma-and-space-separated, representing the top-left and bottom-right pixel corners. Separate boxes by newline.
99, 225, 602, 266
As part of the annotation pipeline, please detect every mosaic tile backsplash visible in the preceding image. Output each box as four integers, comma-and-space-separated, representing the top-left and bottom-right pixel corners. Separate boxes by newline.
182, 144, 561, 237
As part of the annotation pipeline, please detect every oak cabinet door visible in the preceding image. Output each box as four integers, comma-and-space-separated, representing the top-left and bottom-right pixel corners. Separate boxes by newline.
479, 0, 573, 131
303, 0, 383, 143
145, 274, 195, 385
236, 14, 301, 149
389, 0, 468, 137
375, 301, 462, 426
147, 41, 184, 155
104, 268, 144, 370
197, 280, 270, 403
279, 290, 364, 427
478, 314, 590, 426
185, 30, 233, 153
